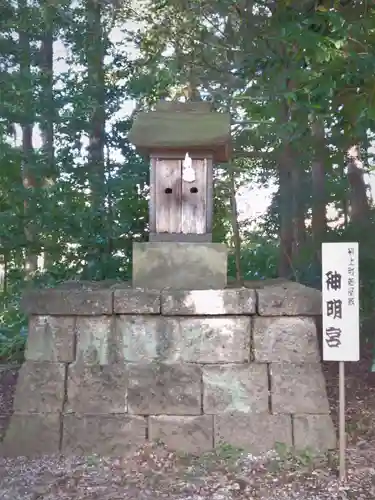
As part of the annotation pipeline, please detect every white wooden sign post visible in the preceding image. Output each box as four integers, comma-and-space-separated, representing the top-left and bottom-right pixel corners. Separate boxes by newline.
322, 242, 359, 481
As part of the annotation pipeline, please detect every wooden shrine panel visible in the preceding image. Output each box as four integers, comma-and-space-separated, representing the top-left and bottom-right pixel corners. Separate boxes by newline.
181, 159, 207, 235
155, 159, 182, 234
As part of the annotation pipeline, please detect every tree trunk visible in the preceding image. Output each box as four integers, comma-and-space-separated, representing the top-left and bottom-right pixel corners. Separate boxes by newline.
39, 1, 55, 268
363, 132, 373, 205
278, 100, 294, 278
228, 166, 243, 284
346, 144, 370, 225
310, 115, 327, 259
19, 0, 37, 276
86, 0, 105, 204
0, 253, 7, 293
40, 4, 55, 184
85, 0, 106, 277
291, 163, 306, 266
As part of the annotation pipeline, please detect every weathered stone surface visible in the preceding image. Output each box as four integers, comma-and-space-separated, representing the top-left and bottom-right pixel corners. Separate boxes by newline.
116, 316, 251, 364
293, 414, 336, 451
215, 412, 293, 453
0, 365, 19, 441
76, 316, 113, 364
66, 363, 127, 414
132, 242, 228, 290
128, 363, 201, 415
149, 415, 213, 454
253, 317, 320, 363
62, 414, 146, 455
171, 317, 251, 363
271, 363, 330, 414
203, 364, 268, 414
1, 413, 61, 457
53, 280, 122, 289
21, 289, 113, 315
14, 278, 333, 456
116, 315, 174, 362
13, 361, 65, 413
161, 289, 256, 315
257, 282, 321, 316
114, 289, 161, 314
26, 315, 75, 362
0, 416, 9, 441
227, 277, 289, 289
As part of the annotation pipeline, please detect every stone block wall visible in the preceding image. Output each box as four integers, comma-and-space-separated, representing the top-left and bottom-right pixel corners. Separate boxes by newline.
0, 282, 336, 457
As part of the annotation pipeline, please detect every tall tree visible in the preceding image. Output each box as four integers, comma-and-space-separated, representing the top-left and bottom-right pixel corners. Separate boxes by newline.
310, 114, 327, 256
346, 144, 370, 227
38, 0, 56, 268
18, 0, 37, 275
39, 0, 55, 184
84, 0, 106, 275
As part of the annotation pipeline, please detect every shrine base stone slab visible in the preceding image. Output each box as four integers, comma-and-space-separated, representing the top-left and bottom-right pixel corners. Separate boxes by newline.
1, 413, 60, 457
214, 412, 293, 454
62, 414, 146, 455
132, 242, 228, 289
1, 280, 336, 457
149, 415, 213, 454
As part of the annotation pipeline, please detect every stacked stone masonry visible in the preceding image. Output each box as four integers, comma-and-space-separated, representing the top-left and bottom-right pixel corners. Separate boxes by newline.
0, 281, 336, 457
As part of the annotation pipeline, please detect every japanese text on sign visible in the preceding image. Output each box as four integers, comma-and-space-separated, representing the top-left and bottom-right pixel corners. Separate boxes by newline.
322, 242, 359, 362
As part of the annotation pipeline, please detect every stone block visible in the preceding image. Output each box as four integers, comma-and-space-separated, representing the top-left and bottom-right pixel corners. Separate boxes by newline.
214, 412, 292, 454
171, 317, 251, 363
257, 282, 321, 316
66, 363, 127, 414
132, 242, 228, 290
62, 414, 146, 455
271, 363, 330, 414
293, 414, 336, 451
114, 288, 161, 314
0, 415, 9, 441
149, 415, 213, 454
13, 361, 65, 413
76, 316, 114, 365
161, 288, 256, 315
253, 317, 320, 363
21, 289, 112, 315
25, 315, 75, 362
203, 364, 268, 413
116, 315, 174, 362
54, 280, 123, 290
1, 413, 61, 457
127, 363, 201, 415
116, 316, 251, 364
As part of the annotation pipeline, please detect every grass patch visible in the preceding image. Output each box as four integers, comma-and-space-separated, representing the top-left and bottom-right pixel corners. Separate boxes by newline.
267, 442, 332, 473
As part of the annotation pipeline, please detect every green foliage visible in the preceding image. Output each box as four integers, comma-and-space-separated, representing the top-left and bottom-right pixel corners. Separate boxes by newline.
1, 0, 375, 364
215, 442, 244, 462
271, 442, 321, 472
0, 273, 27, 363
228, 241, 279, 281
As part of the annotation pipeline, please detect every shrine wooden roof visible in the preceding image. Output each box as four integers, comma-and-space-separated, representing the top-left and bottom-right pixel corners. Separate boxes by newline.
128, 101, 231, 162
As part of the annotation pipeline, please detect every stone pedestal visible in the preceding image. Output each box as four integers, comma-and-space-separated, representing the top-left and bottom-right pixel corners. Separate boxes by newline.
0, 281, 336, 457
132, 242, 228, 289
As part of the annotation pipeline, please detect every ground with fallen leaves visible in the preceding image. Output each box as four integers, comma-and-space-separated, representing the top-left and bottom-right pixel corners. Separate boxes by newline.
1, 351, 375, 500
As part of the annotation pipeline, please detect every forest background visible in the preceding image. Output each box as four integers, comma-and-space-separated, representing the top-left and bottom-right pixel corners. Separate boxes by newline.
1, 0, 375, 364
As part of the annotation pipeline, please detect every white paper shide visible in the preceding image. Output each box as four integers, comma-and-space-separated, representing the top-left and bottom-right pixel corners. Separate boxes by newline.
182, 152, 195, 183
322, 242, 359, 362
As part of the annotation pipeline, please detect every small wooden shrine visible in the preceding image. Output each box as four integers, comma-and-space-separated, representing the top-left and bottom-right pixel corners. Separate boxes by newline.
129, 101, 231, 242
